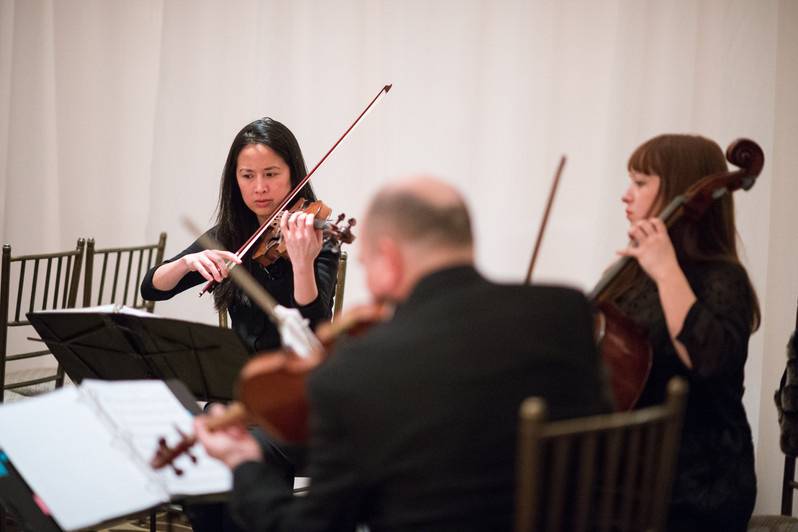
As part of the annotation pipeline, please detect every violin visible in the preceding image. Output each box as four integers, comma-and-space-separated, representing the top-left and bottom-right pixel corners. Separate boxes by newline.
590, 138, 764, 410
251, 198, 356, 268
150, 303, 387, 472
234, 303, 387, 443
200, 84, 392, 296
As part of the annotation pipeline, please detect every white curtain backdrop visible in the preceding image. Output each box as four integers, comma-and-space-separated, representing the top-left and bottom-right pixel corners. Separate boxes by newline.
2, 0, 797, 514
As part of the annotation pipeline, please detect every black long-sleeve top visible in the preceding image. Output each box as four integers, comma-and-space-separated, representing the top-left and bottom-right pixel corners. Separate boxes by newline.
140, 227, 339, 353
614, 260, 756, 532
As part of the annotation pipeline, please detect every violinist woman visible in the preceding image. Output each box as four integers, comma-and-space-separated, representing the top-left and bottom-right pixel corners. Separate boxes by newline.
607, 134, 759, 531
140, 117, 338, 532
140, 117, 339, 352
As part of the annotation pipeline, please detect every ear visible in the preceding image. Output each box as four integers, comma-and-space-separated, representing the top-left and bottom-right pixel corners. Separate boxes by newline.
375, 237, 405, 296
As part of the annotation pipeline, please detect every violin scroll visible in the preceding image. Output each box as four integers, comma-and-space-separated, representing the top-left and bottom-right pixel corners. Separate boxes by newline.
150, 402, 247, 472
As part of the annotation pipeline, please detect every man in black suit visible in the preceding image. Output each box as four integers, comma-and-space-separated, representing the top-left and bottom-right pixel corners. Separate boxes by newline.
196, 176, 611, 531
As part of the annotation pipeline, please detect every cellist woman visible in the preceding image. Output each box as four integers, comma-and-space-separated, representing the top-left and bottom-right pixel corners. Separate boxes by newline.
606, 134, 759, 531
140, 117, 339, 532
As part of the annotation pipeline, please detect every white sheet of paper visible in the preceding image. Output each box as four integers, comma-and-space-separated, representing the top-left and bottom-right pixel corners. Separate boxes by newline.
0, 387, 166, 530
80, 380, 232, 496
32, 303, 155, 317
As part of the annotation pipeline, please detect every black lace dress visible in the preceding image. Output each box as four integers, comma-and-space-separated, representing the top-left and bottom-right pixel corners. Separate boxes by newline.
614, 260, 756, 532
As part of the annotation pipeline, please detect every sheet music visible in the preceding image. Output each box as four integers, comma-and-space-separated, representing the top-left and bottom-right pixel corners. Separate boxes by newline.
0, 387, 165, 531
80, 380, 232, 496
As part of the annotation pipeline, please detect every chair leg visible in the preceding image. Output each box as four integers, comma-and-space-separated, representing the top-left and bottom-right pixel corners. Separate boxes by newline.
782, 455, 796, 516
1, 504, 6, 532
149, 508, 157, 532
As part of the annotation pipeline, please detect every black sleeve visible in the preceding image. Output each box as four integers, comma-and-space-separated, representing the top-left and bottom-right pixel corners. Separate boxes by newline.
675, 262, 754, 379
140, 228, 217, 301
229, 360, 362, 532
293, 241, 340, 329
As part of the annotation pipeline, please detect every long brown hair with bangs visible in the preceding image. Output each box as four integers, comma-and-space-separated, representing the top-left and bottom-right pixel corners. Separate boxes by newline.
609, 134, 760, 329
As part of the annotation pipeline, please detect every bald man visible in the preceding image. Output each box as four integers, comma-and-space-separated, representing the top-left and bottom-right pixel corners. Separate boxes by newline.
197, 176, 610, 531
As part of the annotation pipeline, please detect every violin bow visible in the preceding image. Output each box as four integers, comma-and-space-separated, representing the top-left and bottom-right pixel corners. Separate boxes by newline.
524, 156, 566, 284
200, 83, 393, 296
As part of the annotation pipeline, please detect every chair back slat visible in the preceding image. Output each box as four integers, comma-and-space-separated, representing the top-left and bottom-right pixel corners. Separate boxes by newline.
546, 436, 571, 532
111, 250, 122, 302
53, 256, 63, 309
635, 422, 662, 528
61, 255, 72, 308
617, 425, 642, 530
42, 257, 53, 310
650, 383, 687, 529
14, 261, 25, 322
573, 432, 598, 532
98, 252, 109, 304
122, 250, 134, 305
516, 378, 688, 532
29, 259, 40, 316
597, 428, 622, 532
1, 239, 86, 403
333, 251, 348, 320
133, 250, 145, 308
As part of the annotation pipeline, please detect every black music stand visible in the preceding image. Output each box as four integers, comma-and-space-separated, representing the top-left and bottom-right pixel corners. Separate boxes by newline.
26, 306, 251, 402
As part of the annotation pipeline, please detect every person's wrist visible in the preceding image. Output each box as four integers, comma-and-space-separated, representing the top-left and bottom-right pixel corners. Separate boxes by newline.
654, 258, 682, 287
292, 257, 315, 275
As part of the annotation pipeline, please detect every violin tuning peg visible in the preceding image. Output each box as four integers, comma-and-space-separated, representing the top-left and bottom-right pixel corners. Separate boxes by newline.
336, 213, 346, 223
171, 464, 184, 477
187, 450, 198, 464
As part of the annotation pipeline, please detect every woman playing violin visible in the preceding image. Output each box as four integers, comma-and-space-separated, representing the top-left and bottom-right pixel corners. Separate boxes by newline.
140, 117, 339, 353
608, 134, 759, 531
140, 117, 338, 532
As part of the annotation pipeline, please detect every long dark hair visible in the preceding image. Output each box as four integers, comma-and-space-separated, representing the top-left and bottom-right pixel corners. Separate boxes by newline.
607, 134, 760, 329
213, 117, 316, 311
